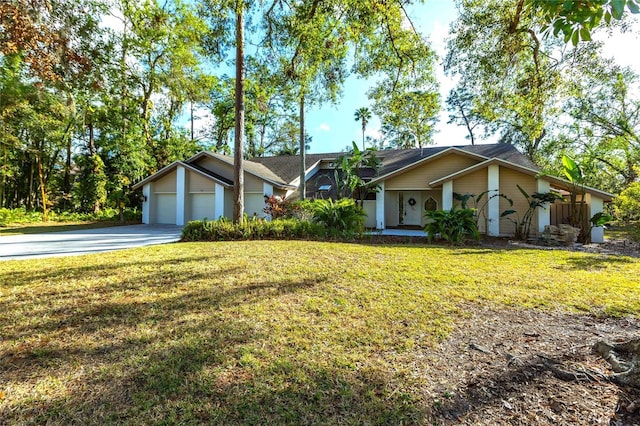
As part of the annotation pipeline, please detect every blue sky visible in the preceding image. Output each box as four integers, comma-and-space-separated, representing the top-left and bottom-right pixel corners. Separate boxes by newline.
305, 1, 460, 153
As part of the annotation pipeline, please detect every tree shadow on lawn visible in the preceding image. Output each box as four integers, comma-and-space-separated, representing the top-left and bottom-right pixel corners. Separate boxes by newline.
0, 264, 322, 342
559, 255, 636, 271
1, 274, 425, 424
0, 253, 216, 287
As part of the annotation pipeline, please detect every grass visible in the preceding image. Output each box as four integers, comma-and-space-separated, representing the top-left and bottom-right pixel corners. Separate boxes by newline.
1, 241, 638, 424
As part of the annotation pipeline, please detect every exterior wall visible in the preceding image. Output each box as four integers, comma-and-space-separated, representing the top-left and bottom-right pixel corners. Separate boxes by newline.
195, 157, 234, 181
245, 174, 264, 193
142, 183, 151, 224
419, 190, 441, 227
188, 171, 215, 193
245, 193, 267, 219
453, 168, 489, 233
590, 196, 605, 243
154, 171, 177, 193
363, 200, 376, 228
537, 179, 551, 233
376, 182, 385, 229
176, 166, 186, 226
385, 191, 400, 227
224, 189, 234, 218
385, 153, 479, 190
499, 168, 538, 236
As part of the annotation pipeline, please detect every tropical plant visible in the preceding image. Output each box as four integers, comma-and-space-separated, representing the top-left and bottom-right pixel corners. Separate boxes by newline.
263, 195, 301, 220
334, 141, 382, 204
354, 107, 372, 150
424, 207, 480, 244
501, 185, 563, 241
309, 198, 366, 236
454, 190, 513, 231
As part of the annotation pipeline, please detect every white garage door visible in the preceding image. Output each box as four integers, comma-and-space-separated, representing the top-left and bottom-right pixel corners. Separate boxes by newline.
155, 193, 176, 224
190, 193, 215, 221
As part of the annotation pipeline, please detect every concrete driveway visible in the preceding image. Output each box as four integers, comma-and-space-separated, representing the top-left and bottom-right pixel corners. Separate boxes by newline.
0, 224, 183, 261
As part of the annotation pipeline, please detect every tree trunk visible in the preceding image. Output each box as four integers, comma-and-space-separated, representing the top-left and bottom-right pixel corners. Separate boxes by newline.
299, 94, 306, 200
232, 0, 245, 224
190, 100, 195, 144
36, 152, 48, 221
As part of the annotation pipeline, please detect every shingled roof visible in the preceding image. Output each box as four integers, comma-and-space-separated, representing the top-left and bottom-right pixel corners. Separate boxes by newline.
249, 144, 538, 185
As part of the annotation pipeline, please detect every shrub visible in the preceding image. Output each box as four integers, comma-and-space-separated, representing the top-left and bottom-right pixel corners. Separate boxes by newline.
308, 198, 366, 236
181, 218, 326, 242
0, 207, 141, 227
424, 208, 480, 244
613, 181, 640, 221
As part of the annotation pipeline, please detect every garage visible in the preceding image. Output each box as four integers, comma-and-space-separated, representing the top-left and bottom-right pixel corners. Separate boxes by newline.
154, 193, 176, 224
189, 193, 215, 221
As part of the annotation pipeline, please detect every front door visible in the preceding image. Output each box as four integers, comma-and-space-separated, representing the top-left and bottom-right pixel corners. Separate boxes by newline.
400, 191, 421, 226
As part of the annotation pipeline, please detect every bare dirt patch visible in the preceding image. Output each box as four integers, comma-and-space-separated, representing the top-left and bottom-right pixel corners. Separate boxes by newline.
422, 305, 640, 425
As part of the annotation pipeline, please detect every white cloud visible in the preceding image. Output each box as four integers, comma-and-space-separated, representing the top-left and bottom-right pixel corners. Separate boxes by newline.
318, 123, 331, 132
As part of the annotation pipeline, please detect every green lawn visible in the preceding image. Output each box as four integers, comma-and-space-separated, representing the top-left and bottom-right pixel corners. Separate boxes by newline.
0, 241, 638, 424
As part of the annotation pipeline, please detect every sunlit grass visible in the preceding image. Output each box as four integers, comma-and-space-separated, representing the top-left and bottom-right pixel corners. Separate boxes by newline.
1, 241, 638, 424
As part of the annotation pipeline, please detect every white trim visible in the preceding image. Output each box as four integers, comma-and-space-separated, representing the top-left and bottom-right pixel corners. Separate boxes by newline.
176, 166, 186, 226
142, 183, 150, 224
487, 164, 500, 237
214, 183, 225, 220
289, 160, 322, 188
590, 196, 605, 243
537, 179, 550, 234
376, 182, 385, 229
442, 181, 453, 210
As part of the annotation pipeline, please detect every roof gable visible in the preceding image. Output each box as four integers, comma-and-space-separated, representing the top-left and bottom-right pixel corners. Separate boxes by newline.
131, 161, 233, 190
186, 152, 295, 189
429, 158, 614, 201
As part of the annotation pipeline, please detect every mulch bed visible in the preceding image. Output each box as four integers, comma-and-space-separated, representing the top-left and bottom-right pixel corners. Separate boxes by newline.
422, 306, 640, 425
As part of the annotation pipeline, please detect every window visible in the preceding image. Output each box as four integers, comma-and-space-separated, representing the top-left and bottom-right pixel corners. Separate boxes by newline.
424, 197, 437, 211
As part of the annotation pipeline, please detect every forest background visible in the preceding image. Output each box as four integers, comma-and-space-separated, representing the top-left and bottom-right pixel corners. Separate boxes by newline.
1, 0, 640, 221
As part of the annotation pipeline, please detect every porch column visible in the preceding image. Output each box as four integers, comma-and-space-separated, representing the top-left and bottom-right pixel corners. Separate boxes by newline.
214, 183, 225, 220
142, 183, 150, 224
376, 182, 385, 230
590, 196, 605, 243
442, 181, 453, 211
487, 164, 500, 236
537, 179, 551, 234
176, 166, 186, 226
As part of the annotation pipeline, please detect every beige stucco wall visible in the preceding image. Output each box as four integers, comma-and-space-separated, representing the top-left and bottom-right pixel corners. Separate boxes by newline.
245, 174, 264, 193
193, 156, 268, 193
385, 153, 479, 190
187, 170, 215, 193
453, 168, 489, 233
499, 168, 538, 236
153, 171, 177, 193
195, 157, 234, 181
